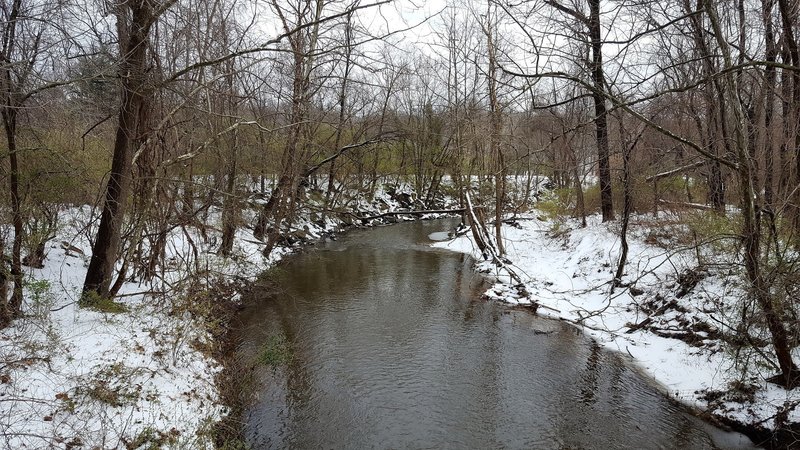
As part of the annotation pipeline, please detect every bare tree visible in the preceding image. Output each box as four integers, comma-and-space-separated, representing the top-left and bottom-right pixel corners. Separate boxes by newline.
1, 0, 68, 323
253, 0, 325, 256
483, 1, 506, 254
542, 0, 614, 221
83, 0, 176, 299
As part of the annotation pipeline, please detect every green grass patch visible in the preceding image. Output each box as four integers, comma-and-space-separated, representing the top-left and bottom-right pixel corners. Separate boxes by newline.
257, 335, 292, 368
79, 291, 128, 313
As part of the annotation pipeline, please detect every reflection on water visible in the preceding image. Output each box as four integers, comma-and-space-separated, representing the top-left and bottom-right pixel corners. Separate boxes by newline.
236, 220, 756, 450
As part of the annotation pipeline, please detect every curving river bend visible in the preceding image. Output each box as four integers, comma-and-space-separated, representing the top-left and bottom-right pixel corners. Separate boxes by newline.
235, 219, 756, 449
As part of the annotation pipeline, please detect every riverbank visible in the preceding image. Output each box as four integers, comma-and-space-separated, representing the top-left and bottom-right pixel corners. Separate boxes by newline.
0, 182, 453, 448
434, 210, 800, 448
0, 203, 293, 448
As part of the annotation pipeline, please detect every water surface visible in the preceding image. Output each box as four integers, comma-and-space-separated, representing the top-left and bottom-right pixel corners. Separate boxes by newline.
237, 219, 755, 449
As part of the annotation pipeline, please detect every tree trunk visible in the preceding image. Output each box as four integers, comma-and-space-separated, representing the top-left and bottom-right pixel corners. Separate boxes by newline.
614, 153, 631, 286
2, 111, 23, 317
0, 233, 8, 326
219, 130, 238, 256
486, 2, 506, 254
83, 2, 154, 298
323, 14, 353, 223
707, 159, 725, 212
776, 0, 800, 243
615, 122, 643, 287
0, 0, 25, 320
589, 0, 614, 222
761, 0, 777, 209
778, 56, 792, 202
685, 0, 727, 213
254, 0, 324, 256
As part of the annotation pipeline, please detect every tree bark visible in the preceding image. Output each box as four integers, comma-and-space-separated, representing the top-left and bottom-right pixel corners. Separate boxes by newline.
0, 236, 7, 326
219, 129, 238, 256
323, 10, 354, 224
776, 0, 800, 243
2, 111, 23, 316
589, 0, 614, 222
1, 0, 28, 321
761, 0, 777, 209
83, 1, 155, 298
254, 0, 324, 256
220, 62, 239, 256
486, 2, 506, 254
614, 124, 639, 286
684, 0, 727, 213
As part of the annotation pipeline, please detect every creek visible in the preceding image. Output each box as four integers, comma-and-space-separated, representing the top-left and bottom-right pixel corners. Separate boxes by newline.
235, 219, 756, 449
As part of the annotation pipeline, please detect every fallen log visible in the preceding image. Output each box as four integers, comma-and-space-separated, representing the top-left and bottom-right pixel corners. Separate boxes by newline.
356, 208, 464, 223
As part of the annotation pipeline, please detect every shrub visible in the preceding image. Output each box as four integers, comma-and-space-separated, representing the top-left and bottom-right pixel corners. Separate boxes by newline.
26, 278, 54, 319
536, 187, 573, 220
685, 210, 741, 252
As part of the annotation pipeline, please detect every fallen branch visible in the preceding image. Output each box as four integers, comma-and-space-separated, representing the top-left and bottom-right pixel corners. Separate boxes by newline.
537, 303, 560, 313
463, 189, 532, 301
645, 160, 706, 182
625, 300, 673, 333
657, 199, 715, 211
302, 136, 394, 180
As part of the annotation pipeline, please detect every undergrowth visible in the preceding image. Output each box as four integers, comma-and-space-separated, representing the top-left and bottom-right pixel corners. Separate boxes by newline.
79, 291, 128, 313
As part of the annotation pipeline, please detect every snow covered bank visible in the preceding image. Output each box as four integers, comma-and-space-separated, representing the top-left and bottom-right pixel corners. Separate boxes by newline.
434, 211, 800, 445
0, 202, 293, 449
0, 181, 455, 449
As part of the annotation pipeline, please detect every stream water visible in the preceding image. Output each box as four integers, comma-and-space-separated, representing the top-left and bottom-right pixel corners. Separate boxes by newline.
235, 219, 756, 449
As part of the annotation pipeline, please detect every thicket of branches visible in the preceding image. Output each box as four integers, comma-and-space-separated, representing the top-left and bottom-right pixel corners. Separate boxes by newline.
1, 0, 800, 386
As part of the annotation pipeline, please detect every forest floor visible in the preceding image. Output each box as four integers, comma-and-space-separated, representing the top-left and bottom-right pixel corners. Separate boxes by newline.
0, 183, 437, 449
434, 209, 800, 447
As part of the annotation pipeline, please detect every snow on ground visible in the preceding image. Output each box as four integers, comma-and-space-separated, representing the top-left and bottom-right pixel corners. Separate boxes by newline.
15, 176, 791, 447
0, 206, 273, 449
0, 179, 449, 449
434, 210, 800, 433
0, 214, 301, 448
